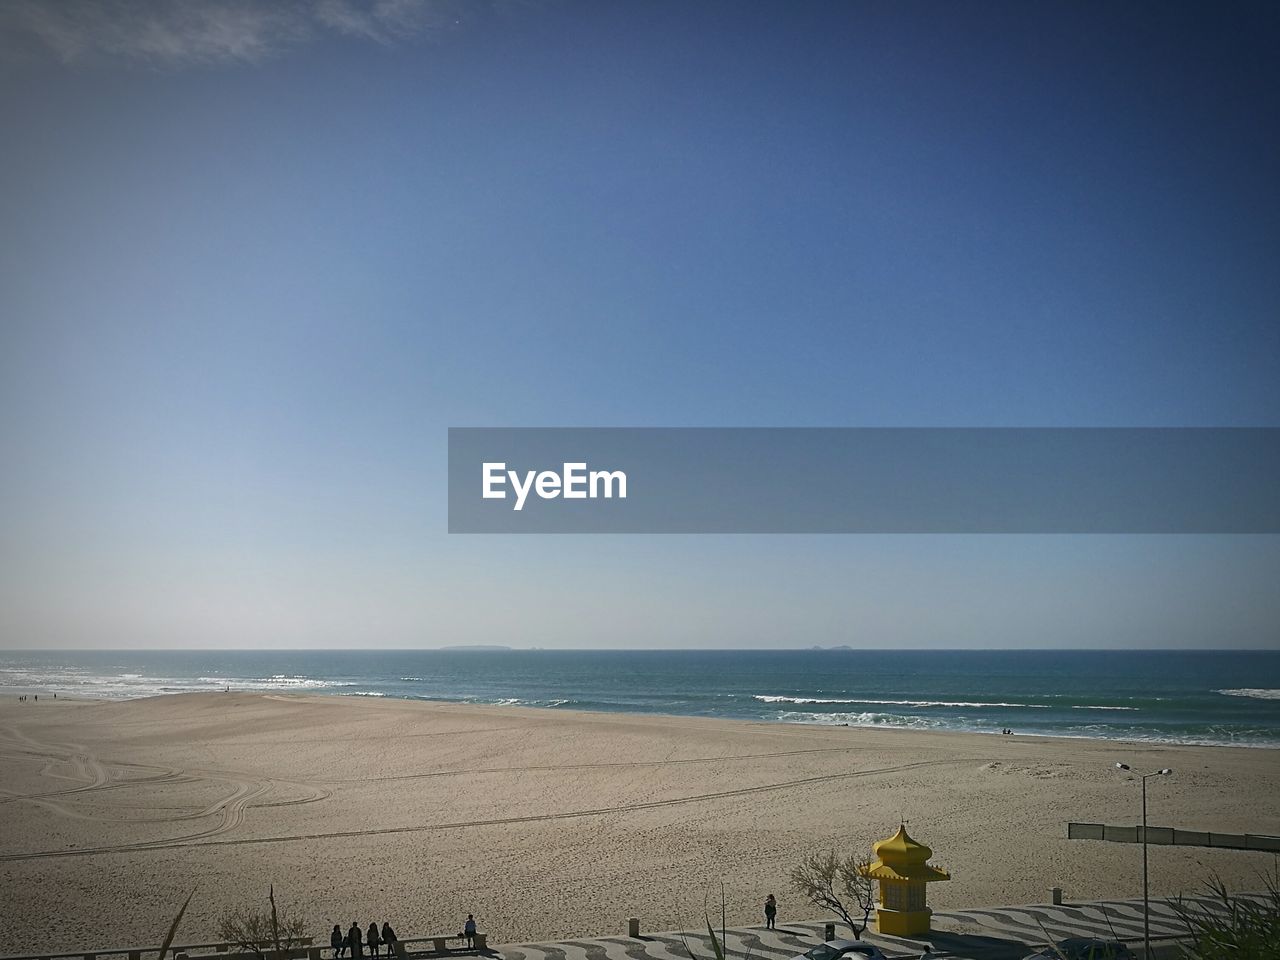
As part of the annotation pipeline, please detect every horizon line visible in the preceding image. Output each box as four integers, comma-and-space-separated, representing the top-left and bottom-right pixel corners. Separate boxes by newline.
3, 647, 1276, 654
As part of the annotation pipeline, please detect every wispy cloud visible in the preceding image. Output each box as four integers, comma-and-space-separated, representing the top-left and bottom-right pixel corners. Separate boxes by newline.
314, 0, 451, 44
0, 0, 468, 68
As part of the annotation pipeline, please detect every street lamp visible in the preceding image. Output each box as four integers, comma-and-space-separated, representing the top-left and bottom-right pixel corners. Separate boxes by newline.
1114, 763, 1172, 957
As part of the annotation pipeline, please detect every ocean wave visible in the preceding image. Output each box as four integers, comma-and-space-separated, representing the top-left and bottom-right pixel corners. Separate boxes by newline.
485, 696, 573, 708
1071, 705, 1140, 711
217, 677, 353, 690
196, 674, 352, 690
399, 677, 424, 682
776, 710, 947, 730
1216, 688, 1280, 700
0, 671, 355, 699
755, 695, 1050, 709
1052, 723, 1280, 748
264, 675, 349, 686
775, 712, 1280, 747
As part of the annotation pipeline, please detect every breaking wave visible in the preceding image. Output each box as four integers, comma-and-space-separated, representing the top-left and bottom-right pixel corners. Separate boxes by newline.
755, 694, 1051, 708
1071, 705, 1140, 711
1216, 688, 1280, 700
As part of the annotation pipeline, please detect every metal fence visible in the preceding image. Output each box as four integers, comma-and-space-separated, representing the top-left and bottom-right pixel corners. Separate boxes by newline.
1068, 822, 1280, 852
0, 940, 317, 960
0, 934, 497, 960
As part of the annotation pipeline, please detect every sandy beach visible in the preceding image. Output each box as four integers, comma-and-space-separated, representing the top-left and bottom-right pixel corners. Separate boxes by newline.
1, 692, 1277, 955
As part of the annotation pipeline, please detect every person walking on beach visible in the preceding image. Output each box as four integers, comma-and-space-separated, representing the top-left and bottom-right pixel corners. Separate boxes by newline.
763, 894, 777, 929
367, 922, 381, 958
348, 922, 363, 960
332, 926, 346, 959
381, 923, 397, 958
463, 915, 477, 949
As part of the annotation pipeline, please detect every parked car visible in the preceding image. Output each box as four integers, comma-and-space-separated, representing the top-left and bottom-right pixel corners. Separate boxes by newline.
791, 940, 889, 960
1022, 938, 1136, 960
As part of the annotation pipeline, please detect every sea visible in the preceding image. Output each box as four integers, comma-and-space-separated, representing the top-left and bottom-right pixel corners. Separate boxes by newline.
2, 648, 1279, 749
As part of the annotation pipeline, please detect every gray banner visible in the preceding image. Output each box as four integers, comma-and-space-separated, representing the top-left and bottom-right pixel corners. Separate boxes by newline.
447, 428, 1280, 533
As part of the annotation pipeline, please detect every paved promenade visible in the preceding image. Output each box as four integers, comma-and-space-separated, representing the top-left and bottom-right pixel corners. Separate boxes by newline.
493, 894, 1238, 960
2, 893, 1264, 960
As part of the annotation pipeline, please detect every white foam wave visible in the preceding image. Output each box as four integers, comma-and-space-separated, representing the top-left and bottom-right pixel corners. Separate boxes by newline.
399, 677, 424, 682
1072, 705, 1140, 711
776, 712, 1280, 748
0, 669, 352, 700
1216, 688, 1280, 700
485, 696, 569, 707
1011, 728, 1280, 749
776, 710, 946, 730
755, 695, 1050, 709
271, 678, 351, 689
204, 676, 353, 690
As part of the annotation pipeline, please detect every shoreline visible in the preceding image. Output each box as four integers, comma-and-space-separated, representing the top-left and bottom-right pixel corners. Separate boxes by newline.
5, 648, 1277, 752
9, 686, 1280, 751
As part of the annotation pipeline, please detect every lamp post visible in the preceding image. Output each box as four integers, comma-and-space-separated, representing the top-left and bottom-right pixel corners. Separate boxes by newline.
1114, 763, 1172, 957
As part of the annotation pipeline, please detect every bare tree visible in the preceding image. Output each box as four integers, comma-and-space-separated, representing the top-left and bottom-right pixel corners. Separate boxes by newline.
217, 886, 309, 959
789, 848, 877, 939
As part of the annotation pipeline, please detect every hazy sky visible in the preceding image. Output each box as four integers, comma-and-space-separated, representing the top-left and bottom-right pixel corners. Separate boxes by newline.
1, 1, 1278, 650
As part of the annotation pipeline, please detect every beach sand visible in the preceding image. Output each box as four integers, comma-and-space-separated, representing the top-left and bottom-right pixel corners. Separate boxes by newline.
1, 692, 1277, 954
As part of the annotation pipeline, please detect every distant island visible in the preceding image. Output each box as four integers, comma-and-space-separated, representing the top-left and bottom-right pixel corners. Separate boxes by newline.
438, 644, 514, 652
808, 645, 854, 651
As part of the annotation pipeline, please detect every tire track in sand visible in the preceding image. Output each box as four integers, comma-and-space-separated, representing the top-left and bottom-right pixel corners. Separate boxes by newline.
0, 755, 992, 862
314, 744, 907, 784
0, 727, 328, 844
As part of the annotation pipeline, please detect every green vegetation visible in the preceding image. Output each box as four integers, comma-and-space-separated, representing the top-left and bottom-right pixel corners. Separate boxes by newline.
1173, 870, 1280, 959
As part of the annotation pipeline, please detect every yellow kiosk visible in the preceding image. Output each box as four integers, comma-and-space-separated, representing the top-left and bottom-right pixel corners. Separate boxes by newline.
863, 825, 950, 936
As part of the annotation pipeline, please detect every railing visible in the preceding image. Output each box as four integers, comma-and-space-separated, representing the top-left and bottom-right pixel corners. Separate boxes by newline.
1068, 822, 1280, 852
0, 940, 314, 960
0, 935, 490, 960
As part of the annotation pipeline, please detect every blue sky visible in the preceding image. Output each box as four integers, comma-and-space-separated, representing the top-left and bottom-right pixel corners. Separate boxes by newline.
1, 1, 1277, 649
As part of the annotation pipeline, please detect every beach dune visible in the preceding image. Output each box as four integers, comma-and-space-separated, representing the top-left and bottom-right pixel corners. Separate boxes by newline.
0, 693, 1276, 954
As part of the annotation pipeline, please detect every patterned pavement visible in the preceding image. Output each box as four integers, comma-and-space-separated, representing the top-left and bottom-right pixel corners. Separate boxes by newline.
492, 893, 1267, 960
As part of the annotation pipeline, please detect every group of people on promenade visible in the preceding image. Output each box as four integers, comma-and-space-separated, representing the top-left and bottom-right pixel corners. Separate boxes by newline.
332, 922, 397, 959
331, 905, 929, 958
331, 916, 479, 958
